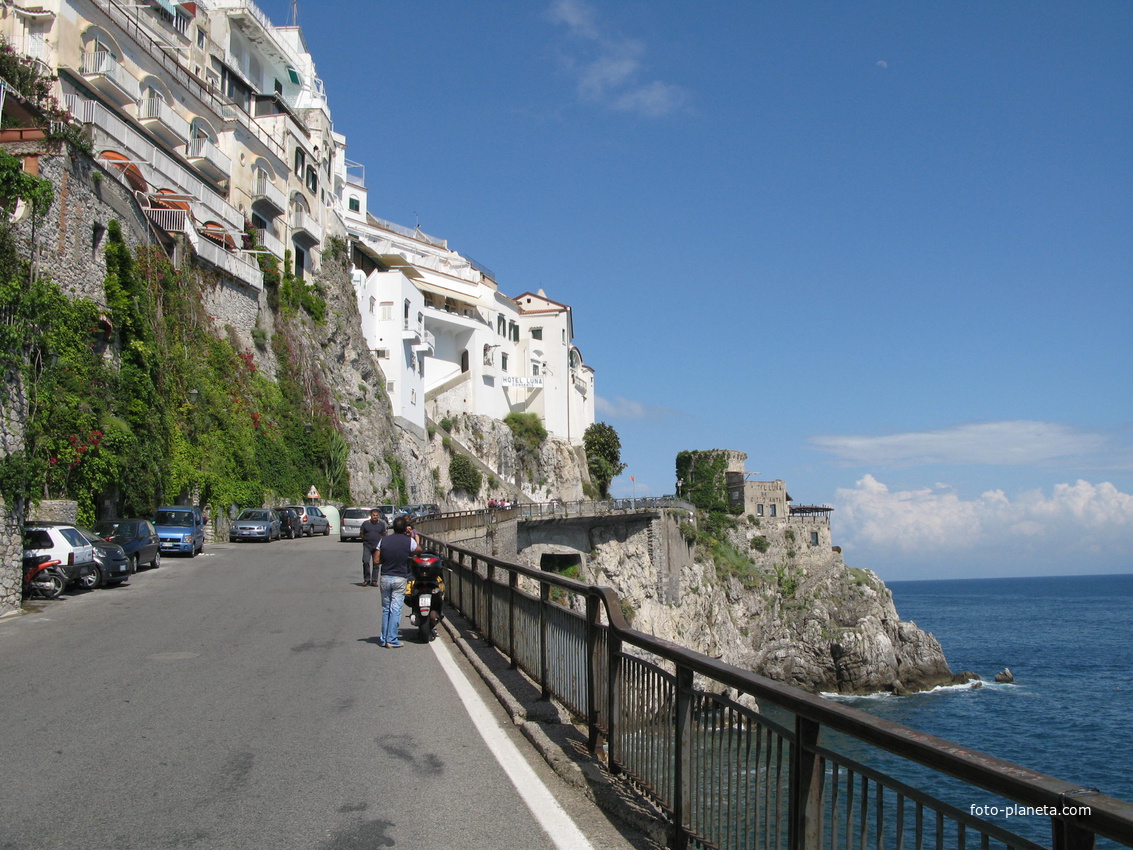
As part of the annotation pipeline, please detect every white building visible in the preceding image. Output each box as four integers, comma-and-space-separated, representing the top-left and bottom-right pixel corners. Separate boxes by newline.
336, 158, 594, 444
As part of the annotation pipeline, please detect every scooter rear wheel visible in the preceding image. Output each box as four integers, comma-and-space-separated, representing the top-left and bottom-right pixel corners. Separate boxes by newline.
418, 614, 434, 643
35, 571, 65, 599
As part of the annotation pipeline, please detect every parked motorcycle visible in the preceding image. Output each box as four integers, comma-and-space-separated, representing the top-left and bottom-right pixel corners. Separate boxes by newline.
22, 555, 66, 599
406, 552, 445, 642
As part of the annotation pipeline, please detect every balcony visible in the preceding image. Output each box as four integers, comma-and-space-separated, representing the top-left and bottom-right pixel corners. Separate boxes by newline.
252, 226, 286, 260
138, 96, 190, 147
144, 207, 189, 234
80, 51, 141, 106
290, 208, 322, 246
185, 136, 232, 185
411, 329, 436, 356
196, 236, 264, 290
251, 170, 286, 219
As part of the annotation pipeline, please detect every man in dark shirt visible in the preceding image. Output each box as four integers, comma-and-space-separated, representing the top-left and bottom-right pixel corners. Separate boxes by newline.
359, 509, 386, 586
376, 515, 418, 647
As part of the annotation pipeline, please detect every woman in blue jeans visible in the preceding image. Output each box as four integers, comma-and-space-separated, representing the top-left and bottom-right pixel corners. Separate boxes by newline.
376, 515, 418, 647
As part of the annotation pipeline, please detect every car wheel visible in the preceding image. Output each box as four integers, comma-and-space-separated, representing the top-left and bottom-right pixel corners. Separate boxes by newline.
132, 554, 141, 573
323, 525, 330, 536
151, 550, 161, 569
78, 566, 102, 590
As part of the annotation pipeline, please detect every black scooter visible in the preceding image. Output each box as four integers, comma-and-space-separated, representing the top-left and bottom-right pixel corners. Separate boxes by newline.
406, 551, 445, 642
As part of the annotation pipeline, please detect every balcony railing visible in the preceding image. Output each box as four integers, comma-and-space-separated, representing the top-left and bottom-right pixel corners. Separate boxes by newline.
251, 170, 286, 218
252, 227, 285, 260
80, 51, 141, 104
417, 528, 1133, 850
290, 208, 323, 245
185, 136, 233, 183
144, 207, 188, 234
138, 96, 190, 144
196, 237, 264, 290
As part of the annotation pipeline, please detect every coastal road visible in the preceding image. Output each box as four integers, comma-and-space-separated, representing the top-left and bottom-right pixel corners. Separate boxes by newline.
0, 534, 648, 850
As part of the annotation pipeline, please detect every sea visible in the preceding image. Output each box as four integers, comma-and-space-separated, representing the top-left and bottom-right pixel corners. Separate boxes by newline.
825, 572, 1133, 846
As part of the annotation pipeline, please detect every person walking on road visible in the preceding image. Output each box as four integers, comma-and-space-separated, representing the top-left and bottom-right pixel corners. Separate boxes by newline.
359, 508, 387, 586
376, 515, 418, 647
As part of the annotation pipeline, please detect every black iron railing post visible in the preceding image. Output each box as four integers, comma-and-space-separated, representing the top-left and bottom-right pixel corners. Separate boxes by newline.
606, 626, 622, 775
673, 665, 694, 850
484, 561, 495, 647
539, 580, 550, 700
586, 594, 600, 753
1053, 816, 1096, 850
507, 571, 518, 669
789, 715, 823, 850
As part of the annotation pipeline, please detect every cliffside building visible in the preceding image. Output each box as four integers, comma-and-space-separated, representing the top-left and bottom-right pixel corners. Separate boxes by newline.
338, 158, 595, 444
723, 452, 834, 551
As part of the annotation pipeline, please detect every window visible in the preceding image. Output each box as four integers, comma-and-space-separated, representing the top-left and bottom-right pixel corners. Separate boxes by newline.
380, 302, 392, 321
497, 315, 506, 335
501, 353, 509, 372
509, 322, 519, 342
197, 27, 207, 48
410, 390, 417, 405
368, 296, 375, 314
306, 166, 318, 194
757, 505, 764, 517
531, 327, 542, 340
532, 363, 540, 376
387, 381, 395, 393
374, 348, 389, 359
810, 531, 819, 546
769, 504, 777, 517
348, 196, 360, 213
294, 147, 305, 176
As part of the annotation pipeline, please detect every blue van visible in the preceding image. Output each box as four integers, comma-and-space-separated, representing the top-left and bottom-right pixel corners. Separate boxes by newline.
153, 506, 206, 557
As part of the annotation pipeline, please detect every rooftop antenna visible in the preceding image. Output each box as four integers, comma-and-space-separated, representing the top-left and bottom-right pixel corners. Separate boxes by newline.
290, 0, 298, 26
414, 211, 421, 231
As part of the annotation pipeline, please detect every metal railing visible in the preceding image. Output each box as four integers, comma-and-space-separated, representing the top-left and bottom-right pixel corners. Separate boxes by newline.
80, 51, 141, 101
518, 496, 695, 519
138, 96, 191, 141
186, 136, 233, 176
195, 237, 264, 289
419, 533, 1133, 850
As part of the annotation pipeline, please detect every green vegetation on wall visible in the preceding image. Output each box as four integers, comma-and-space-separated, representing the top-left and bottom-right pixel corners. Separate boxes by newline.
0, 172, 349, 523
448, 453, 481, 496
503, 411, 547, 453
675, 449, 731, 512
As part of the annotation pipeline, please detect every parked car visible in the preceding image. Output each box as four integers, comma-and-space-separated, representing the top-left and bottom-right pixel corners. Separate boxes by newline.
280, 505, 331, 537
23, 522, 97, 589
376, 504, 397, 524
229, 509, 281, 542
153, 506, 206, 557
92, 519, 162, 572
276, 508, 302, 539
75, 527, 133, 588
339, 507, 375, 542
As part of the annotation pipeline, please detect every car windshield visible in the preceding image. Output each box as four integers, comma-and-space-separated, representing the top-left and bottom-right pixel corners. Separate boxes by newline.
154, 510, 194, 527
76, 527, 100, 543
344, 509, 370, 519
94, 521, 135, 537
237, 510, 270, 521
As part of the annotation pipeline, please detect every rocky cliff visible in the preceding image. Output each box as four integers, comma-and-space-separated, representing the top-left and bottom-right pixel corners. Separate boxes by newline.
572, 512, 954, 695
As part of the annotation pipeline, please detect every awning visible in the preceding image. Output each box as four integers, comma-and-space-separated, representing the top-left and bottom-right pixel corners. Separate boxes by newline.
99, 150, 147, 193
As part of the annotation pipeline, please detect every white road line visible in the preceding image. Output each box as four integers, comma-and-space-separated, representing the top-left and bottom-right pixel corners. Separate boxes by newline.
431, 636, 596, 850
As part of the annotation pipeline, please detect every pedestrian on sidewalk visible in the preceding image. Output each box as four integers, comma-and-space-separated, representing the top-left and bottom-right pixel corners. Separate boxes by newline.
359, 508, 387, 586
376, 515, 418, 647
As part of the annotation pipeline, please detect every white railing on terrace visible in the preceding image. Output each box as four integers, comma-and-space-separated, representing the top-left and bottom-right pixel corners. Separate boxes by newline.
80, 51, 142, 101
186, 136, 233, 175
196, 237, 264, 290
252, 169, 286, 211
369, 215, 447, 249
252, 227, 285, 259
344, 158, 365, 187
139, 96, 191, 140
290, 208, 323, 243
144, 207, 188, 233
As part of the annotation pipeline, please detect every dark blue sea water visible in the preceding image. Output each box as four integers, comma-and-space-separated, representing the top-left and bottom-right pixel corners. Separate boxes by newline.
830, 572, 1133, 844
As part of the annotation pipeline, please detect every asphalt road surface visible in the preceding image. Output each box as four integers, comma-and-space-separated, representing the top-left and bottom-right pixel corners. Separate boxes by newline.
0, 534, 648, 850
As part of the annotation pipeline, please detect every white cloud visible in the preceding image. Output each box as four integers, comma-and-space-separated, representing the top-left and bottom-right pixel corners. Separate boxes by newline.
809, 421, 1124, 468
876, 60, 888, 69
834, 474, 1133, 559
547, 0, 689, 117
595, 395, 677, 420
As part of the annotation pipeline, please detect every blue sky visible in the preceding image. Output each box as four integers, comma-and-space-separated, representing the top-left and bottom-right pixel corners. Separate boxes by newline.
285, 1, 1132, 580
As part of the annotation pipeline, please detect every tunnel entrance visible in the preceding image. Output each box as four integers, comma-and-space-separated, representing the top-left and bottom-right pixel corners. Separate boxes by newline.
540, 552, 582, 576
